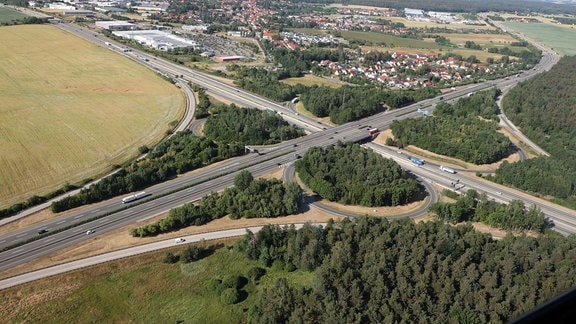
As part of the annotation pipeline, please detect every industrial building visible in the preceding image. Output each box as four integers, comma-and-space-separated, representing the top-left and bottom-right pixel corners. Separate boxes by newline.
112, 30, 197, 51
95, 20, 137, 31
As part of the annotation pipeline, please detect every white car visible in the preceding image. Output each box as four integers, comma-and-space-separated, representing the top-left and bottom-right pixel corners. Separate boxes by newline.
86, 229, 95, 235
175, 238, 185, 243
495, 191, 502, 195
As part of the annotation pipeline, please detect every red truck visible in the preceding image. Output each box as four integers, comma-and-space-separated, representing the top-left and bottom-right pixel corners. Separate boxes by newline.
368, 128, 379, 135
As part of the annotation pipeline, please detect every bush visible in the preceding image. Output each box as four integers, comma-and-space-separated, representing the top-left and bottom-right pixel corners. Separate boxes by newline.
181, 245, 204, 263
222, 275, 242, 289
206, 278, 222, 293
162, 252, 179, 264
138, 145, 150, 154
220, 288, 240, 305
247, 267, 266, 283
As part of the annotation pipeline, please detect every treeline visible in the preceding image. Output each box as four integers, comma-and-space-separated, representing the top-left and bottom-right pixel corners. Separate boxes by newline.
228, 65, 305, 102
51, 131, 244, 212
295, 143, 421, 206
238, 217, 576, 322
302, 0, 576, 15
0, 183, 80, 221
434, 88, 500, 120
495, 56, 576, 206
300, 84, 437, 124
429, 189, 546, 232
389, 90, 511, 164
193, 86, 212, 119
271, 46, 343, 78
203, 105, 304, 145
0, 16, 48, 26
130, 171, 302, 237
486, 46, 541, 65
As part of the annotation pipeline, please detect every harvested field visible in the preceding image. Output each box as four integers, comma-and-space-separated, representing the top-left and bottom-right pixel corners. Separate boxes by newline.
0, 25, 185, 208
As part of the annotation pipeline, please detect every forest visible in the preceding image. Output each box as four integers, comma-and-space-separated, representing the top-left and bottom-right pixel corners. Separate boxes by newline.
494, 56, 576, 207
389, 89, 511, 164
237, 217, 576, 322
429, 189, 546, 232
51, 131, 244, 212
295, 143, 421, 206
292, 0, 576, 15
300, 84, 437, 124
203, 105, 305, 145
130, 171, 303, 237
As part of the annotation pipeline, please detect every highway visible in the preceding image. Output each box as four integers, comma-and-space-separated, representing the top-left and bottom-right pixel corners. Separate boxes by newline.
0, 22, 574, 276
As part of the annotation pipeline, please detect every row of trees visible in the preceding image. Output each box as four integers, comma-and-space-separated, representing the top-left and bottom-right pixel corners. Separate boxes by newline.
203, 105, 304, 145
429, 189, 546, 232
51, 131, 244, 212
495, 56, 576, 206
237, 217, 576, 322
295, 143, 422, 207
389, 90, 511, 164
130, 171, 303, 237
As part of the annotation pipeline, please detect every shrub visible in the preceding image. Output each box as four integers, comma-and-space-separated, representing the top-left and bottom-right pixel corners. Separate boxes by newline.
220, 288, 240, 305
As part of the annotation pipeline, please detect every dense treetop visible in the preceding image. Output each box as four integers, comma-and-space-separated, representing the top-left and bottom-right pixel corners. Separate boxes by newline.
239, 217, 576, 323
429, 189, 546, 232
390, 90, 511, 164
203, 105, 304, 145
130, 171, 303, 237
300, 84, 437, 124
494, 56, 576, 206
295, 143, 421, 206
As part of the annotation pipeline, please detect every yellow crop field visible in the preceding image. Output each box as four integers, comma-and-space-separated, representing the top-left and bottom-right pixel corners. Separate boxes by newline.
0, 25, 185, 208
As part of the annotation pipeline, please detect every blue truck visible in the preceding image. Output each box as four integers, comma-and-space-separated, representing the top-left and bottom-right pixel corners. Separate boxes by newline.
408, 156, 424, 166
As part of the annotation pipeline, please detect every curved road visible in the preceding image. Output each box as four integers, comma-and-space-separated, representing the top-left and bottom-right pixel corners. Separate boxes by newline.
0, 21, 573, 279
0, 223, 323, 290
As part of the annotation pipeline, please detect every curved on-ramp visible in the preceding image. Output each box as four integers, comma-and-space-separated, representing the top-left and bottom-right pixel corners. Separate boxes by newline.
282, 162, 437, 220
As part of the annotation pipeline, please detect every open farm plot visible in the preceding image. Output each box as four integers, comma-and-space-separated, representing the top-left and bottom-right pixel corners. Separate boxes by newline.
385, 16, 497, 31
503, 21, 576, 56
449, 48, 507, 63
0, 7, 27, 23
432, 32, 518, 46
340, 30, 443, 50
0, 25, 185, 208
281, 74, 344, 88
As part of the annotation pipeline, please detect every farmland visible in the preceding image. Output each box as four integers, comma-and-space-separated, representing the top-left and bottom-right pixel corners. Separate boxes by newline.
0, 7, 27, 24
0, 25, 185, 208
503, 21, 576, 56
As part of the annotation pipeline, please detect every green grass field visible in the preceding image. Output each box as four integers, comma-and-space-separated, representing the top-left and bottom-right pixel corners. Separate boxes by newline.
503, 21, 576, 56
0, 25, 185, 208
3, 240, 314, 322
0, 7, 27, 23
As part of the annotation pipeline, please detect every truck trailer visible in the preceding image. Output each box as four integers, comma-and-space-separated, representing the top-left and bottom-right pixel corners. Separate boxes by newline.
439, 165, 456, 174
408, 156, 424, 166
122, 191, 149, 204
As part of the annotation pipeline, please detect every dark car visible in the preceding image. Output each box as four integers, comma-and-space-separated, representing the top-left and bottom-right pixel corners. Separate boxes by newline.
38, 229, 48, 235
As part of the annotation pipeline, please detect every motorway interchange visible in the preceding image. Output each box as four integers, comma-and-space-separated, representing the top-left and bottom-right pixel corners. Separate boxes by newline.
0, 23, 575, 276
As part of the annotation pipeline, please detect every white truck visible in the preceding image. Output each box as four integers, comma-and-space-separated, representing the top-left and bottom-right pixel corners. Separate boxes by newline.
439, 165, 456, 174
122, 191, 148, 203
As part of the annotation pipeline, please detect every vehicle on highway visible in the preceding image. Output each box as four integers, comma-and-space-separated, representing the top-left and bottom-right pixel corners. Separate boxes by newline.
495, 191, 502, 195
122, 191, 149, 204
86, 230, 95, 235
408, 156, 424, 166
175, 238, 185, 243
38, 229, 48, 235
439, 165, 456, 174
